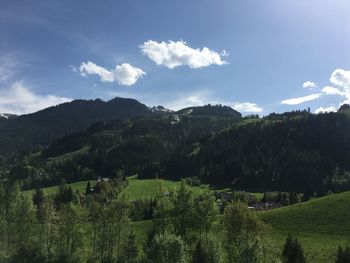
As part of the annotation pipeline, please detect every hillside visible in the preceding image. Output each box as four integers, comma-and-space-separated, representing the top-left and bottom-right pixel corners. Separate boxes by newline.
7, 104, 241, 189
5, 104, 350, 196
0, 97, 152, 156
259, 191, 350, 262
163, 110, 350, 193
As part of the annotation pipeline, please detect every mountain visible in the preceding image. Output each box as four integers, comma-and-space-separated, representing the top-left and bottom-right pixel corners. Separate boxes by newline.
162, 109, 350, 193
5, 99, 350, 195
6, 104, 242, 188
0, 97, 152, 156
176, 104, 242, 118
0, 113, 17, 120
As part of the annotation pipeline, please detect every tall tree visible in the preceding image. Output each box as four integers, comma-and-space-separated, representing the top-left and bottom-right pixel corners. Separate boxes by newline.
282, 234, 306, 263
223, 201, 264, 263
194, 191, 219, 241
171, 181, 195, 240
146, 232, 186, 263
56, 204, 83, 260
192, 235, 222, 263
336, 246, 350, 263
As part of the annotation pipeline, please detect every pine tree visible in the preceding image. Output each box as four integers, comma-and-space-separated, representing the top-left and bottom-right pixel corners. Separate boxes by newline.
86, 181, 92, 196
118, 231, 138, 263
282, 234, 306, 263
336, 246, 350, 263
192, 236, 222, 263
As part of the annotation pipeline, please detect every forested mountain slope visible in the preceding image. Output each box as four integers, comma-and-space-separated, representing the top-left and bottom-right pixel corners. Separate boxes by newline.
0, 97, 152, 156
7, 104, 241, 188
162, 109, 350, 194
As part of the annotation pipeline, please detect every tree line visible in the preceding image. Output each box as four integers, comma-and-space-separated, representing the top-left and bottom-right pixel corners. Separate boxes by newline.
0, 179, 348, 263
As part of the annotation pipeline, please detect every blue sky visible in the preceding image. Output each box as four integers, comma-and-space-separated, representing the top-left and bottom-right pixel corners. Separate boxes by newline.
0, 0, 349, 115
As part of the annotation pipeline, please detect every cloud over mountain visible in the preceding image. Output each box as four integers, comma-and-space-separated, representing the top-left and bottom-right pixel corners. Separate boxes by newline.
281, 93, 322, 105
0, 82, 71, 114
231, 102, 262, 113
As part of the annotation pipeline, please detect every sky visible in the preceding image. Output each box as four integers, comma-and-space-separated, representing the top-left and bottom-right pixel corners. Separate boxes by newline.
0, 0, 350, 115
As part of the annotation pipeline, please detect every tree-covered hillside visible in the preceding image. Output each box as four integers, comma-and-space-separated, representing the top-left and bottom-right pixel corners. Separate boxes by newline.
6, 103, 241, 189
163, 109, 350, 194
0, 97, 152, 156
3, 99, 350, 196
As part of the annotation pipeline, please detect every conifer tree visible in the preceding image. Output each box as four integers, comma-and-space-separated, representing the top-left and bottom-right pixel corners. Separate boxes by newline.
282, 234, 306, 263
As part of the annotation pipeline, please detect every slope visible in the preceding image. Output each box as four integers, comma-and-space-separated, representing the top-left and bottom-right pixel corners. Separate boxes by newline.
259, 191, 350, 262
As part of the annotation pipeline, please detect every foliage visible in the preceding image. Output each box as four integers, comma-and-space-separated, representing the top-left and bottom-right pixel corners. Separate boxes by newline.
335, 246, 350, 263
282, 234, 306, 263
145, 232, 186, 263
223, 201, 265, 263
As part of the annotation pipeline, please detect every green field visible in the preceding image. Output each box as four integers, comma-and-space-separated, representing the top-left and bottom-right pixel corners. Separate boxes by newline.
23, 180, 90, 196
23, 176, 209, 199
123, 176, 209, 200
259, 191, 350, 262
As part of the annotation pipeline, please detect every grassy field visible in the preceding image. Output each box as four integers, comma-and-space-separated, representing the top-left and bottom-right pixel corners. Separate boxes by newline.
23, 180, 90, 196
123, 175, 209, 200
22, 176, 210, 199
259, 191, 350, 262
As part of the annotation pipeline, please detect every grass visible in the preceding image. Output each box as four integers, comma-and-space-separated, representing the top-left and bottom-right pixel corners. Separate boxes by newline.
23, 180, 90, 196
259, 191, 350, 262
123, 175, 209, 200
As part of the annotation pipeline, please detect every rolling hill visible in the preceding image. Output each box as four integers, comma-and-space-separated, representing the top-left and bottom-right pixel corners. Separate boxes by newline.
259, 191, 350, 262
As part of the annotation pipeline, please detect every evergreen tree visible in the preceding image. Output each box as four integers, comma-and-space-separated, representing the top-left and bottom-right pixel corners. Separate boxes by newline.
336, 246, 350, 263
192, 235, 222, 263
289, 192, 299, 205
171, 181, 194, 240
118, 231, 138, 263
32, 187, 44, 209
282, 234, 306, 263
86, 181, 92, 196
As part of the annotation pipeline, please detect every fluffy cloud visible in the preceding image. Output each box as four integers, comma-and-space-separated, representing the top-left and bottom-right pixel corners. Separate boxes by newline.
161, 91, 262, 113
80, 61, 146, 86
321, 86, 344, 96
302, 81, 317, 89
281, 93, 322, 105
327, 68, 350, 105
315, 106, 337, 114
330, 69, 350, 88
140, 40, 227, 69
231, 102, 263, 113
0, 82, 71, 114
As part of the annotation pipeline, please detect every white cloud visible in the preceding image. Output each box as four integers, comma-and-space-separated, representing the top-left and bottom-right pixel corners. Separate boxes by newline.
79, 61, 146, 86
281, 93, 322, 105
159, 91, 262, 113
231, 102, 263, 113
302, 81, 317, 89
140, 40, 227, 69
165, 94, 206, 110
321, 86, 344, 96
330, 69, 350, 88
315, 106, 337, 114
0, 82, 71, 114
